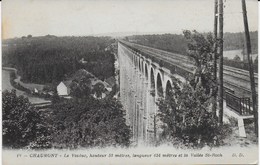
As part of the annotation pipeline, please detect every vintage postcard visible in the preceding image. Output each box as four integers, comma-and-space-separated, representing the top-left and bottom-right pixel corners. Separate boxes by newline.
2, 0, 258, 164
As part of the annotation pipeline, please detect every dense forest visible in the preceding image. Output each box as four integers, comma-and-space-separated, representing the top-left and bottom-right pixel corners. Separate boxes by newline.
2, 35, 128, 149
157, 31, 233, 148
126, 31, 258, 54
3, 35, 116, 84
51, 97, 131, 148
126, 31, 258, 71
3, 88, 131, 149
126, 34, 188, 55
223, 31, 258, 54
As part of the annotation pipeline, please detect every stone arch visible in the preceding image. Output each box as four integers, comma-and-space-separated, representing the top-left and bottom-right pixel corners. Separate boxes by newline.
142, 60, 145, 74
145, 63, 148, 80
141, 59, 144, 73
135, 56, 138, 68
139, 58, 142, 72
156, 73, 163, 97
150, 67, 155, 93
165, 80, 173, 100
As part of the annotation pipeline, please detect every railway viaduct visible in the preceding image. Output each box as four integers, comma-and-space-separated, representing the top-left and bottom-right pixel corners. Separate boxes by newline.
118, 40, 193, 144
118, 40, 257, 144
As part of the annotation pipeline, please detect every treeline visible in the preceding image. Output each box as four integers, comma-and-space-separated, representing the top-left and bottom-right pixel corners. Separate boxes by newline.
3, 89, 131, 149
157, 31, 233, 148
224, 56, 258, 73
3, 35, 116, 84
224, 31, 258, 54
126, 31, 258, 54
126, 34, 188, 55
3, 66, 130, 149
51, 97, 130, 148
126, 31, 258, 71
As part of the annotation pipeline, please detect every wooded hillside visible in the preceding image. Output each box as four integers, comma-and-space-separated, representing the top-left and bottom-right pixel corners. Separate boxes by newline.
3, 35, 116, 84
126, 31, 258, 55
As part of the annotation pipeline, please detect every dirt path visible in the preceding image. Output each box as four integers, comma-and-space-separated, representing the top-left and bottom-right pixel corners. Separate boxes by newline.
2, 69, 50, 104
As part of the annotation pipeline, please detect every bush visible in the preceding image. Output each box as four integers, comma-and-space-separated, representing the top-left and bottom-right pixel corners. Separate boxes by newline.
157, 30, 231, 148
51, 97, 131, 149
2, 90, 51, 149
224, 58, 258, 73
158, 84, 223, 148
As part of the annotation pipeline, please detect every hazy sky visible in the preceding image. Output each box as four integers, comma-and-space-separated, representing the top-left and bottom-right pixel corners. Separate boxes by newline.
2, 0, 258, 39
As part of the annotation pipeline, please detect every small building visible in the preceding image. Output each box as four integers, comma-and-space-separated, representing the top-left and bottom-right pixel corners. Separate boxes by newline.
33, 88, 39, 93
48, 91, 54, 96
104, 84, 112, 92
56, 69, 115, 98
79, 58, 88, 64
57, 81, 72, 96
105, 76, 116, 91
93, 92, 107, 99
114, 60, 119, 68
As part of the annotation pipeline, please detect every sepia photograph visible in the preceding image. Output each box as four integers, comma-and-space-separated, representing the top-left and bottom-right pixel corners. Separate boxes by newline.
1, 0, 258, 164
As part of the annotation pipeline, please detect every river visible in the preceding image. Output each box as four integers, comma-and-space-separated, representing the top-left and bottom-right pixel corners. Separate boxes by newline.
2, 69, 50, 104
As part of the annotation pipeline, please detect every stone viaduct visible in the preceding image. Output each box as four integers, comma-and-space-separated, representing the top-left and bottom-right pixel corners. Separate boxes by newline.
118, 41, 191, 144
118, 39, 257, 144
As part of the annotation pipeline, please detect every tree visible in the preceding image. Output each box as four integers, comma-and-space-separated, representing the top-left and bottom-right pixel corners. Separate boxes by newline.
233, 55, 241, 61
92, 82, 106, 99
254, 56, 258, 72
157, 31, 224, 148
183, 30, 217, 99
51, 89, 62, 104
254, 56, 258, 66
70, 77, 92, 99
51, 97, 131, 148
158, 81, 220, 148
2, 36, 115, 84
2, 90, 51, 149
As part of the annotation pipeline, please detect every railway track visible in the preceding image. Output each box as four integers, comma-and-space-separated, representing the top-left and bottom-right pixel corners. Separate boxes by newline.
120, 40, 258, 98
